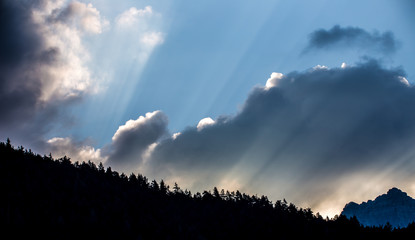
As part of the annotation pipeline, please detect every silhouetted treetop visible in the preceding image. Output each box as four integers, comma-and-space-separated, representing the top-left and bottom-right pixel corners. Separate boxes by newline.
0, 139, 413, 239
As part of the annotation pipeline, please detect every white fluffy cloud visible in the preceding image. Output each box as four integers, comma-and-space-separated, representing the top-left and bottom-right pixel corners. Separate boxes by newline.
313, 64, 329, 70
49, 1, 109, 34
32, 0, 107, 102
265, 72, 284, 89
116, 6, 153, 28
197, 117, 216, 131
172, 132, 182, 140
46, 110, 169, 172
140, 31, 165, 46
112, 111, 167, 142
114, 5, 165, 63
106, 110, 169, 171
47, 137, 106, 164
398, 76, 410, 86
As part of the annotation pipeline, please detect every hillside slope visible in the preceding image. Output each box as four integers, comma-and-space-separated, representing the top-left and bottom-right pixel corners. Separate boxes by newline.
1, 140, 413, 239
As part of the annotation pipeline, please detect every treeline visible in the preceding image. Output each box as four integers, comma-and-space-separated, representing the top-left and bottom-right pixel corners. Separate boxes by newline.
0, 139, 414, 239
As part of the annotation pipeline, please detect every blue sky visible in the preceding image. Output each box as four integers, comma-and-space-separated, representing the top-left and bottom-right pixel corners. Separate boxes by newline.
1, 0, 415, 217
65, 0, 415, 147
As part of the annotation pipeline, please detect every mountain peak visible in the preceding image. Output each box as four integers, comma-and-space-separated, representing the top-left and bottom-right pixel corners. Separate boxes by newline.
341, 187, 415, 228
374, 187, 410, 202
387, 187, 407, 197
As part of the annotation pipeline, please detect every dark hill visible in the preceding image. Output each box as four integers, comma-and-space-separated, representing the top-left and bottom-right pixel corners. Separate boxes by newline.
1, 139, 414, 239
342, 187, 415, 228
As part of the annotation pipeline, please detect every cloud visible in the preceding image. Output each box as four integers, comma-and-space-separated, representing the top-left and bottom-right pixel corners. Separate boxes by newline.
105, 111, 169, 171
139, 60, 415, 216
46, 137, 106, 164
313, 65, 329, 70
140, 31, 165, 47
398, 76, 410, 86
172, 132, 182, 140
304, 25, 399, 54
45, 110, 168, 173
197, 117, 216, 131
0, 0, 105, 145
265, 72, 284, 89
116, 6, 153, 28
27, 3, 167, 171
114, 6, 165, 63
48, 1, 108, 34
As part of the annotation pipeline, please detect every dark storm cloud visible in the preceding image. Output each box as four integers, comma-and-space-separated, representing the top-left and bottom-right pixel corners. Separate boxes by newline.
304, 25, 398, 54
0, 0, 48, 127
0, 1, 103, 147
140, 60, 415, 206
0, 0, 63, 148
105, 111, 169, 171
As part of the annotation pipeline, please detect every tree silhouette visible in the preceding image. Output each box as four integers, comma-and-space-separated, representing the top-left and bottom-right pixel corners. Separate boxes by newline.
160, 179, 169, 194
213, 187, 220, 199
1, 139, 414, 239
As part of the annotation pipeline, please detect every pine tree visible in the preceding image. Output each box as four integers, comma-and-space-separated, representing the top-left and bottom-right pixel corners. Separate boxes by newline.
160, 179, 168, 194
213, 187, 220, 199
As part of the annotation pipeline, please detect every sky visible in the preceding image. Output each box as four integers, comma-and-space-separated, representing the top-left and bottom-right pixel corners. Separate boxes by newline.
1, 0, 415, 217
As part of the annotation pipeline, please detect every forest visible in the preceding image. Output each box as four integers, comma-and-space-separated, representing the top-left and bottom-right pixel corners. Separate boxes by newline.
1, 139, 415, 239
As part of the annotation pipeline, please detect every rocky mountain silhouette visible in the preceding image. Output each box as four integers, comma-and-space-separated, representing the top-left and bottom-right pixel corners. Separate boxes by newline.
342, 187, 415, 228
